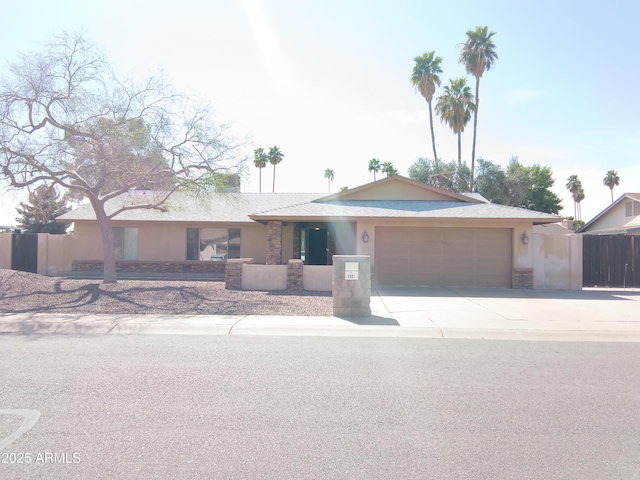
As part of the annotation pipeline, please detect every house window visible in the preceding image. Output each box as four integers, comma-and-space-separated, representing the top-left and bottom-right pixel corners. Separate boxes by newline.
186, 228, 241, 261
635, 201, 640, 216
114, 227, 138, 260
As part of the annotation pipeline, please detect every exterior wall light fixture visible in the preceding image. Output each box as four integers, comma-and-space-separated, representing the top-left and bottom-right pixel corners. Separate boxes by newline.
362, 231, 369, 243
521, 232, 529, 245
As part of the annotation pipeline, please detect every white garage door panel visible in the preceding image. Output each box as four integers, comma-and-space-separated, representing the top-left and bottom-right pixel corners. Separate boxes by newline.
375, 227, 512, 287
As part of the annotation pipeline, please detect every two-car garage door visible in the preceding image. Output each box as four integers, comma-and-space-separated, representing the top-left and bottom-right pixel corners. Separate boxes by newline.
375, 227, 512, 287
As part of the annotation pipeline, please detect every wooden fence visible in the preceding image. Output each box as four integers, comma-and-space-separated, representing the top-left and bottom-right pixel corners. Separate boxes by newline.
583, 235, 638, 287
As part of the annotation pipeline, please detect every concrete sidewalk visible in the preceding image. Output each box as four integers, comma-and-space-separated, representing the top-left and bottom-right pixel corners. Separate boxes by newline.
1, 286, 639, 341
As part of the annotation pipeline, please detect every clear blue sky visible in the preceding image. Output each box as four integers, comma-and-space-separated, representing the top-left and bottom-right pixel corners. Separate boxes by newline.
1, 0, 638, 225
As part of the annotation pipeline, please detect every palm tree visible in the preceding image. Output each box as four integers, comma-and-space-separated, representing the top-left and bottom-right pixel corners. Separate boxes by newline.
368, 158, 381, 181
324, 168, 334, 192
382, 161, 398, 177
410, 51, 443, 163
435, 77, 475, 165
575, 186, 585, 221
253, 147, 268, 192
566, 174, 583, 220
268, 146, 284, 192
459, 26, 498, 190
603, 170, 620, 203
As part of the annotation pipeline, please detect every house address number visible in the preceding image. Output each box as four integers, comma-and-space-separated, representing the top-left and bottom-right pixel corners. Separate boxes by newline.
345, 262, 359, 280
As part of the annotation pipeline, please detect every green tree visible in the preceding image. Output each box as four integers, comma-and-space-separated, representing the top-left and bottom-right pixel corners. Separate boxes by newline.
0, 33, 245, 283
381, 162, 398, 177
411, 51, 443, 163
474, 158, 510, 204
15, 184, 71, 234
459, 26, 498, 190
253, 148, 268, 192
268, 146, 284, 193
324, 168, 334, 192
368, 158, 381, 181
603, 170, 620, 203
527, 164, 562, 214
435, 77, 475, 165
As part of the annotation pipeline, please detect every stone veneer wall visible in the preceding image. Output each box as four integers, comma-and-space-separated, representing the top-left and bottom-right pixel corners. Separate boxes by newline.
332, 255, 371, 317
266, 221, 282, 265
72, 260, 226, 274
225, 258, 253, 290
514, 268, 534, 289
287, 260, 303, 289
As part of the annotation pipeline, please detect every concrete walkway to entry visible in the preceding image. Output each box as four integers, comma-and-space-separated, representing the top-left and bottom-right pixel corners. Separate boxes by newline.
1, 287, 639, 341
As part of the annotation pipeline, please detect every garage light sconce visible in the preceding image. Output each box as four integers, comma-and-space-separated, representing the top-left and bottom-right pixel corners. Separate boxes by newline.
521, 232, 529, 245
362, 231, 369, 243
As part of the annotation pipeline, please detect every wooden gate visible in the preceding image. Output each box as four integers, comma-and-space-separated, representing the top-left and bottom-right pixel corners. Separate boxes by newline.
583, 235, 638, 287
11, 233, 38, 274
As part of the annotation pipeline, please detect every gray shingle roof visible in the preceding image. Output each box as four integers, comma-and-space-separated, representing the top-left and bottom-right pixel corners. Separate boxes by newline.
58, 189, 560, 224
250, 200, 561, 222
58, 192, 325, 223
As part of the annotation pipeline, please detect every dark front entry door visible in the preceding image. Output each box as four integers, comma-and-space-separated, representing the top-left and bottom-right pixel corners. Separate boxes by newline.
307, 228, 328, 265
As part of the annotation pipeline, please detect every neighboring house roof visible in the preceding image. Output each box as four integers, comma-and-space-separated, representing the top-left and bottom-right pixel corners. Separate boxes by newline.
57, 176, 561, 225
577, 192, 640, 234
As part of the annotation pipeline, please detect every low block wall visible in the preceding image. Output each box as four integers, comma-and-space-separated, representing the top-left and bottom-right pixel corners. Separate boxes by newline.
242, 264, 287, 290
303, 265, 333, 292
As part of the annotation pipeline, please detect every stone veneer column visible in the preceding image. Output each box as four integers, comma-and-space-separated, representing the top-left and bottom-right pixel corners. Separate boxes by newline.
266, 221, 282, 265
225, 258, 253, 290
287, 259, 304, 290
332, 255, 371, 317
514, 268, 534, 289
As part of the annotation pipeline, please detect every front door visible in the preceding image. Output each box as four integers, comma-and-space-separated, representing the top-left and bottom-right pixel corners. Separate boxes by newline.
307, 228, 328, 265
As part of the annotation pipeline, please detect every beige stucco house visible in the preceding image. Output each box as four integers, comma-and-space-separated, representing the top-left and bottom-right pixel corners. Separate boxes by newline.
51, 175, 579, 289
577, 193, 640, 235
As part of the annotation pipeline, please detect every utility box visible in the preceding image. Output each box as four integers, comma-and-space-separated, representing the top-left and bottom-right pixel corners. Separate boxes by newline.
332, 255, 371, 317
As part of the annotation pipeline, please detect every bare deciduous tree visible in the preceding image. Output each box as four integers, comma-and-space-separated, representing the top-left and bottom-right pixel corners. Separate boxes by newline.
0, 32, 246, 283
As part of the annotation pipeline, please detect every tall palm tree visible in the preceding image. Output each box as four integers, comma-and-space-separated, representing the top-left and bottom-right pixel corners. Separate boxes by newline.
368, 158, 381, 181
435, 77, 475, 165
410, 51, 443, 163
566, 174, 583, 220
253, 147, 268, 192
575, 186, 585, 221
603, 170, 620, 203
268, 146, 284, 192
382, 161, 398, 177
459, 26, 497, 190
324, 168, 334, 192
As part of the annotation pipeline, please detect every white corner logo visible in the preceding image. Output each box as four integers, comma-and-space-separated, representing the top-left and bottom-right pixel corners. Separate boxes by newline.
0, 410, 41, 450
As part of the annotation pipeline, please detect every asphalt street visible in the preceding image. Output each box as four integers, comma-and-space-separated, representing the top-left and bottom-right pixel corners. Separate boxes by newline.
2, 335, 640, 479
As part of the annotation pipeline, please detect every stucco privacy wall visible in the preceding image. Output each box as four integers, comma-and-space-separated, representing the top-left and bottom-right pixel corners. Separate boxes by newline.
533, 233, 582, 290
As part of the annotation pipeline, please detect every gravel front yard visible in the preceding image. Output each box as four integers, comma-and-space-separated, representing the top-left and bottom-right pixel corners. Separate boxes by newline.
0, 270, 332, 316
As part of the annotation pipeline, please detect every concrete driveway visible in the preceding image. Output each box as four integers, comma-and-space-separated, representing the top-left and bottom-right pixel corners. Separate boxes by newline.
370, 286, 640, 340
